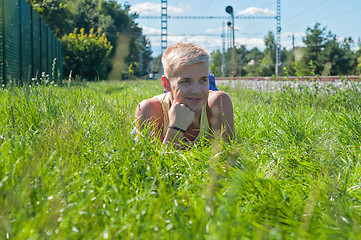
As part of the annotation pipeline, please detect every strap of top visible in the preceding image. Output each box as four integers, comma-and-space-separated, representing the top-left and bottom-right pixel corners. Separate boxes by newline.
195, 103, 210, 141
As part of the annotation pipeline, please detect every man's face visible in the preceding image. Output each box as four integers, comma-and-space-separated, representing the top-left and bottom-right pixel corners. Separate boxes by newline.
168, 61, 209, 112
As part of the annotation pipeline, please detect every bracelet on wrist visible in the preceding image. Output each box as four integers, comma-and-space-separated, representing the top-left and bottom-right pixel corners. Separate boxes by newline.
168, 126, 186, 133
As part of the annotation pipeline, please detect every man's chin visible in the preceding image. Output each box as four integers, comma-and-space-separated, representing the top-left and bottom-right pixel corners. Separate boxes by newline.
188, 103, 205, 112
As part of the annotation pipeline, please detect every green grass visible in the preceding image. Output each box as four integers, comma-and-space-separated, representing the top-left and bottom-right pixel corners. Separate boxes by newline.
1, 80, 361, 239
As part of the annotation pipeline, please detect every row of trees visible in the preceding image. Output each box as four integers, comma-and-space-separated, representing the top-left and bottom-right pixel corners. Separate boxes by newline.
24, 1, 361, 79
210, 23, 361, 77
27, 0, 152, 80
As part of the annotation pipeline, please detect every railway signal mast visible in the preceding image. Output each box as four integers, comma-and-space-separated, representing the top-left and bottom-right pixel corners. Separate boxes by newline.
225, 6, 236, 77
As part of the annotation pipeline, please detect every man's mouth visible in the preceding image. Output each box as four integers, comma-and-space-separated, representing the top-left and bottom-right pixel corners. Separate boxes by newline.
186, 97, 203, 101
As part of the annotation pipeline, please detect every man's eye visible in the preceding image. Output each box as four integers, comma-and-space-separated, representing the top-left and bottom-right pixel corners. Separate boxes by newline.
201, 78, 208, 82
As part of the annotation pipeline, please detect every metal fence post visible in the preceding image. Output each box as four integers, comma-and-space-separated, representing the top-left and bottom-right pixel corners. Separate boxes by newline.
0, 0, 4, 84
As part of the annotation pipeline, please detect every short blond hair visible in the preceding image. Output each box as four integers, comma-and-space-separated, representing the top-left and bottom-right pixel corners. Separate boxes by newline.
161, 42, 210, 78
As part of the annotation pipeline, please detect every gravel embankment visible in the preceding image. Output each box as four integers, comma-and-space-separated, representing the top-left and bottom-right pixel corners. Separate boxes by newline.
216, 79, 361, 92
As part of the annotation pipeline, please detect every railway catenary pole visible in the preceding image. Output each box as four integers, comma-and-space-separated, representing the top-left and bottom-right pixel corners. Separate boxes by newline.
160, 0, 167, 74
275, 0, 281, 77
222, 22, 226, 77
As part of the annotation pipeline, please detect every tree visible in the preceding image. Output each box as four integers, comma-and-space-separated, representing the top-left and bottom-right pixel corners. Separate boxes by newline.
26, 0, 72, 37
302, 23, 355, 76
356, 46, 361, 75
281, 47, 295, 76
235, 45, 248, 76
211, 46, 248, 77
243, 47, 263, 76
342, 37, 359, 75
65, 0, 152, 76
259, 31, 276, 76
28, 0, 152, 79
210, 50, 222, 77
264, 31, 276, 63
302, 23, 328, 75
321, 36, 353, 75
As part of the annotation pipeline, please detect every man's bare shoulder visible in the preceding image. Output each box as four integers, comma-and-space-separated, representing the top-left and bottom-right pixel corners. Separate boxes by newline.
207, 91, 233, 109
136, 96, 162, 119
206, 91, 234, 140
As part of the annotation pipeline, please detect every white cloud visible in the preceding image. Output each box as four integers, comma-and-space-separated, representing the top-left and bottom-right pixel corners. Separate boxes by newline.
205, 27, 223, 33
168, 5, 186, 14
236, 37, 265, 49
129, 2, 185, 15
238, 7, 275, 16
129, 2, 157, 15
142, 26, 161, 35
178, 2, 192, 12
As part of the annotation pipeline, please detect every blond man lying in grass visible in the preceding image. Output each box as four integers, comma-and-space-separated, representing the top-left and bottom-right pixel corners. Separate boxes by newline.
135, 42, 234, 147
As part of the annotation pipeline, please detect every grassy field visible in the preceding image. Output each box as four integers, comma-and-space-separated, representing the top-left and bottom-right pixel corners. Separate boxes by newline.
1, 79, 361, 239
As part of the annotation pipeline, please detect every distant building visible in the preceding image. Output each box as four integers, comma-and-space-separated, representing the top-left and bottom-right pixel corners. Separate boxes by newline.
248, 60, 255, 66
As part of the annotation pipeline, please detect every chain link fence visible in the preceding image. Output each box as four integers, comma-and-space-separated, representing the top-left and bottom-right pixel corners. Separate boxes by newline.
0, 0, 63, 85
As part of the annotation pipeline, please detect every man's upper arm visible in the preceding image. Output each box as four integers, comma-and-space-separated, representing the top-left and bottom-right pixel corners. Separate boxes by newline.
135, 98, 162, 132
208, 91, 234, 141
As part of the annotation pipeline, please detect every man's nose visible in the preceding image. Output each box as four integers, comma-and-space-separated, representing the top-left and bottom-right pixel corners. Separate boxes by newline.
191, 84, 202, 94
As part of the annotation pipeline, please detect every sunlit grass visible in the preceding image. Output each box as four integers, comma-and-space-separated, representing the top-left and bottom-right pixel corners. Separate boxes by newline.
1, 79, 361, 239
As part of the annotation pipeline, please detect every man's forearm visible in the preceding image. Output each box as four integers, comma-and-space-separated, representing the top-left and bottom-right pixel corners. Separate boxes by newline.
162, 128, 185, 148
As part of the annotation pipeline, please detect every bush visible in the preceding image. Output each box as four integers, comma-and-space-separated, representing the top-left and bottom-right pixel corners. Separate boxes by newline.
61, 28, 113, 81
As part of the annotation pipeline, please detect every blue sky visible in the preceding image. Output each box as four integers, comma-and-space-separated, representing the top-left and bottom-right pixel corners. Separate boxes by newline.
119, 0, 361, 56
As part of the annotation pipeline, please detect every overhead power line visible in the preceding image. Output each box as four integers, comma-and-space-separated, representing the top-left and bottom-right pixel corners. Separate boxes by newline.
146, 33, 222, 37
139, 16, 276, 20
145, 33, 264, 37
